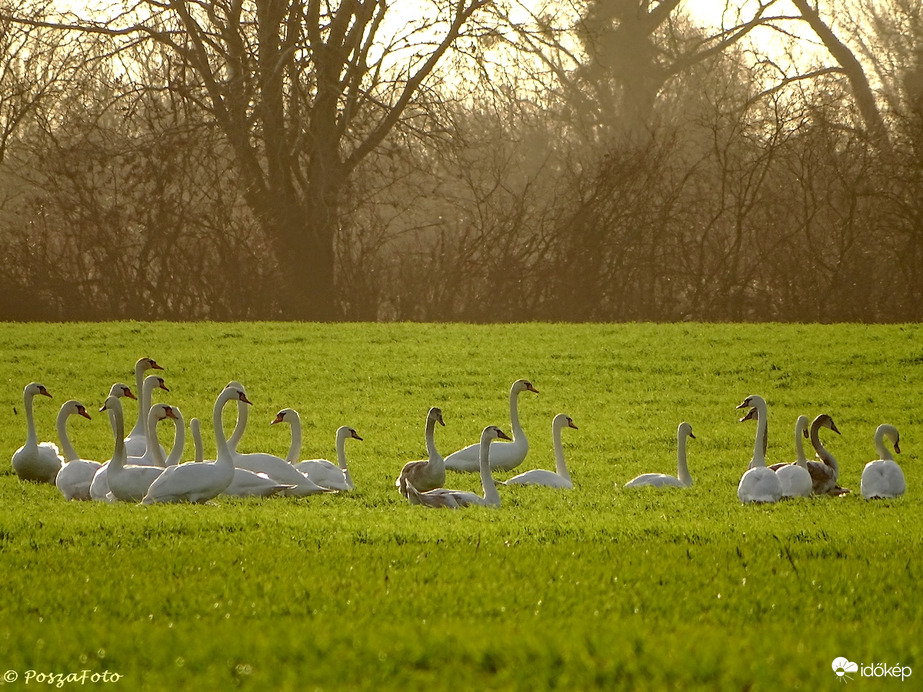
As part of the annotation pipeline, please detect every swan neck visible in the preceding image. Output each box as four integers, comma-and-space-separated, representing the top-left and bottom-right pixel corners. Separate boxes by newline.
425, 417, 441, 463
56, 407, 80, 462
191, 420, 204, 463
509, 388, 524, 439
164, 412, 185, 466
227, 398, 248, 452
286, 415, 302, 464
874, 427, 893, 461
336, 429, 349, 471
752, 403, 768, 467
213, 391, 235, 464
24, 388, 38, 446
552, 420, 570, 481
139, 377, 158, 440
109, 402, 126, 469
677, 431, 692, 485
480, 435, 500, 506
810, 423, 838, 471
794, 421, 807, 464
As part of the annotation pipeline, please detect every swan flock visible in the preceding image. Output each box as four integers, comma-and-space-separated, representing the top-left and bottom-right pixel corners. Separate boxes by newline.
9, 360, 909, 507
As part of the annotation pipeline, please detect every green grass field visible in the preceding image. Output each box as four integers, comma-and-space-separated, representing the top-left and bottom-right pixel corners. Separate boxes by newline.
0, 322, 920, 690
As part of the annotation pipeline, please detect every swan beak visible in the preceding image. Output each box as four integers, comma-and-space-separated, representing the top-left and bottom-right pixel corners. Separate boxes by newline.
159, 382, 170, 392
802, 428, 809, 438
239, 393, 253, 405
39, 387, 52, 399
527, 384, 540, 394
78, 407, 92, 420
125, 389, 138, 400
689, 432, 696, 439
497, 429, 512, 441
830, 422, 841, 435
270, 413, 284, 425
568, 421, 579, 430
352, 431, 364, 441
735, 399, 749, 410
894, 442, 901, 454
437, 415, 445, 426
99, 403, 108, 412
150, 360, 164, 370
164, 406, 178, 420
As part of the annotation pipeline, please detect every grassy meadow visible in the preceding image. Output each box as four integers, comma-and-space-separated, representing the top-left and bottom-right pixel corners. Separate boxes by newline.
0, 322, 920, 690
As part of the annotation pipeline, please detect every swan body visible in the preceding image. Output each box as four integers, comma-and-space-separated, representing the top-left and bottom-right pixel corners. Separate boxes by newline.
100, 395, 164, 502
396, 407, 445, 497
736, 395, 782, 504
623, 421, 693, 489
272, 408, 360, 491
504, 414, 578, 489
861, 424, 904, 500
774, 415, 813, 498
444, 379, 538, 472
142, 390, 244, 504
124, 357, 163, 457
11, 382, 62, 484
408, 426, 509, 509
806, 414, 843, 495
54, 400, 99, 500
89, 384, 139, 502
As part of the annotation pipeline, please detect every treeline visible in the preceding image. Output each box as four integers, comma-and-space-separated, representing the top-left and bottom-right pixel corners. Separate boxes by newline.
0, 1, 921, 322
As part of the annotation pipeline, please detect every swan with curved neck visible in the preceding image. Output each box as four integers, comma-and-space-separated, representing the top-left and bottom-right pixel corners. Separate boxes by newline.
444, 379, 538, 472
861, 424, 904, 500
147, 404, 186, 467
806, 413, 843, 495
396, 407, 446, 497
124, 357, 163, 456
11, 382, 62, 484
225, 380, 248, 453
54, 401, 100, 501
142, 388, 246, 504
623, 421, 693, 489
273, 409, 361, 491
736, 395, 782, 504
407, 426, 509, 508
88, 384, 139, 501
100, 395, 164, 502
773, 415, 812, 498
125, 375, 169, 465
505, 414, 579, 489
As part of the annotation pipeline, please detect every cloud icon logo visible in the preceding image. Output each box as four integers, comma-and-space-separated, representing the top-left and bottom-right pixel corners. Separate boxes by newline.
833, 657, 859, 681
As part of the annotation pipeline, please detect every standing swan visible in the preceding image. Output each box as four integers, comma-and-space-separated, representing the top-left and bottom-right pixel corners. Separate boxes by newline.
142, 388, 247, 504
12, 382, 61, 484
806, 414, 843, 495
444, 379, 538, 472
504, 414, 579, 489
100, 395, 164, 502
623, 422, 694, 489
736, 395, 782, 504
407, 426, 510, 508
124, 357, 164, 457
771, 415, 813, 498
54, 401, 99, 501
861, 424, 904, 500
396, 407, 446, 497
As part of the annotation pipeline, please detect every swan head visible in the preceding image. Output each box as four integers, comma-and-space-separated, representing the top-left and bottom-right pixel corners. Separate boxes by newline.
144, 375, 170, 393
796, 414, 810, 438
150, 403, 179, 423
224, 383, 252, 406
482, 425, 512, 442
812, 414, 840, 435
876, 424, 900, 454
63, 400, 92, 420
678, 421, 694, 439
428, 407, 445, 426
338, 426, 363, 441
108, 382, 137, 400
25, 382, 52, 399
100, 395, 122, 413
736, 394, 765, 410
271, 408, 297, 425
738, 407, 758, 424
512, 379, 539, 395
553, 413, 578, 430
136, 357, 163, 372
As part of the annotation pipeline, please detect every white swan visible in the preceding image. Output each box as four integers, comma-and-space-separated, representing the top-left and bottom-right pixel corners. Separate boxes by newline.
54, 400, 100, 501
623, 421, 693, 489
444, 379, 538, 472
396, 407, 446, 497
861, 424, 904, 500
772, 415, 813, 498
124, 375, 169, 466
273, 410, 361, 491
11, 382, 62, 484
100, 395, 164, 502
806, 413, 844, 495
142, 389, 244, 504
124, 357, 164, 457
504, 414, 579, 489
89, 383, 140, 502
407, 425, 509, 508
736, 395, 782, 504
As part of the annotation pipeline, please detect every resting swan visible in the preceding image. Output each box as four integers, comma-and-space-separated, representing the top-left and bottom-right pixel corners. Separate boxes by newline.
396, 407, 446, 497
100, 395, 164, 502
124, 357, 164, 457
54, 400, 100, 500
861, 424, 904, 500
285, 423, 361, 491
623, 421, 694, 489
407, 425, 509, 508
504, 414, 578, 489
11, 382, 62, 484
444, 379, 538, 472
771, 415, 813, 498
142, 389, 245, 504
736, 395, 782, 504
806, 414, 844, 495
